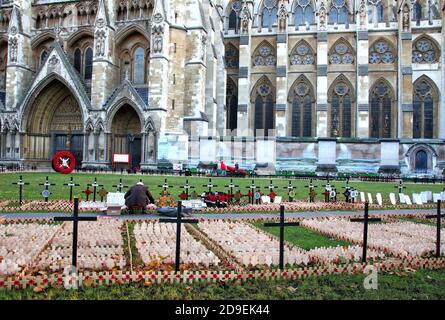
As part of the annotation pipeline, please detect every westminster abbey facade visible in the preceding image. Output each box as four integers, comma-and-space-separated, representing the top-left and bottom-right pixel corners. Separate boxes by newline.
0, 0, 444, 175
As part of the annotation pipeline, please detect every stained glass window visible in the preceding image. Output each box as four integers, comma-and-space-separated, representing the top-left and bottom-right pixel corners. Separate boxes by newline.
412, 37, 439, 63
413, 1, 422, 23
228, 1, 242, 32
290, 41, 315, 65
225, 44, 239, 68
133, 47, 145, 84
369, 39, 395, 64
253, 42, 276, 66
253, 78, 275, 136
291, 78, 313, 137
226, 80, 238, 130
413, 78, 436, 138
330, 78, 353, 138
294, 0, 314, 26
370, 80, 392, 138
40, 50, 48, 66
84, 47, 93, 80
261, 0, 278, 28
74, 48, 81, 73
368, 0, 384, 24
329, 0, 349, 24
329, 39, 354, 64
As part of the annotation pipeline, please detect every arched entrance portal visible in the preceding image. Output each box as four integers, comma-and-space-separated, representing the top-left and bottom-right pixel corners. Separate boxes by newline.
24, 80, 84, 168
415, 150, 428, 173
111, 104, 142, 170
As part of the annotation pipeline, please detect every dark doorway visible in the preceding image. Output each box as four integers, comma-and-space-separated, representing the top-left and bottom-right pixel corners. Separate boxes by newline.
128, 135, 141, 170
415, 150, 428, 173
54, 134, 84, 169
111, 104, 142, 171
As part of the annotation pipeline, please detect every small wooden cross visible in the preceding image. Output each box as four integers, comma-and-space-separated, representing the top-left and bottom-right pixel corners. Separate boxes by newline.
54, 198, 97, 272
82, 187, 92, 201
304, 179, 318, 202
158, 178, 170, 191
87, 178, 103, 202
180, 179, 195, 199
267, 179, 278, 192
246, 180, 258, 204
159, 201, 199, 272
350, 202, 382, 263
12, 175, 29, 205
98, 188, 108, 202
283, 180, 296, 202
264, 205, 299, 270
224, 179, 239, 203
425, 200, 445, 258
113, 178, 128, 192
39, 176, 56, 202
203, 178, 217, 193
63, 177, 80, 202
395, 180, 406, 194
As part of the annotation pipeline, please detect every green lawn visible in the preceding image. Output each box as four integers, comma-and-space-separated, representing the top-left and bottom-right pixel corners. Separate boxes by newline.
254, 223, 351, 250
0, 172, 443, 203
1, 268, 444, 300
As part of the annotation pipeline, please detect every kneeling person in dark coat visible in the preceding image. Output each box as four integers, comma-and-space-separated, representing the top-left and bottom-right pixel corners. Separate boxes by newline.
124, 182, 155, 214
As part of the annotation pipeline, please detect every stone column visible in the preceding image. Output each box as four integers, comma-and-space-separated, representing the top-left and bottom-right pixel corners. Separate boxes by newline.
275, 30, 288, 137
440, 4, 445, 138
5, 5, 33, 111
237, 3, 253, 137
316, 3, 328, 137
93, 132, 99, 161
91, 0, 118, 110
378, 139, 400, 173
10, 130, 16, 160
398, 1, 414, 138
356, 1, 370, 138
83, 132, 89, 163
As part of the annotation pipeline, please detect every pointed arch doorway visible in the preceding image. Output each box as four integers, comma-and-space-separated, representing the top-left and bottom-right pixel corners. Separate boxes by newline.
110, 104, 143, 170
23, 79, 84, 168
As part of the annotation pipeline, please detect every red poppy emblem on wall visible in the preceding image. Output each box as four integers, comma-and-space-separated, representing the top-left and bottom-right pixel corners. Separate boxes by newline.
52, 151, 76, 174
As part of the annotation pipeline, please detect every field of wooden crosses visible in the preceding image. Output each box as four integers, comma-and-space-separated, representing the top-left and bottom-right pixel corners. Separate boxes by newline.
1, 213, 444, 290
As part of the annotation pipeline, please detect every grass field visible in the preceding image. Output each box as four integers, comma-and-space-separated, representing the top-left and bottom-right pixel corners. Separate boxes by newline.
1, 268, 444, 300
253, 223, 351, 250
0, 172, 443, 203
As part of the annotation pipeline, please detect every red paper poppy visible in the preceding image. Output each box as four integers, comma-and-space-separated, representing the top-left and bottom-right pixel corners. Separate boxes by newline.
52, 151, 76, 174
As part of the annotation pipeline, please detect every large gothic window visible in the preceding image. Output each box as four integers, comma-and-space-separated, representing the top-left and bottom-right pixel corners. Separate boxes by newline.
329, 39, 354, 65
84, 47, 93, 80
253, 42, 276, 66
228, 1, 242, 32
226, 78, 238, 130
328, 0, 349, 24
369, 39, 395, 64
293, 0, 314, 26
290, 40, 315, 65
261, 0, 278, 28
225, 43, 239, 68
252, 77, 275, 136
412, 36, 440, 64
74, 48, 82, 73
329, 76, 354, 138
370, 80, 393, 138
368, 0, 384, 24
413, 77, 437, 139
290, 77, 314, 137
133, 47, 145, 84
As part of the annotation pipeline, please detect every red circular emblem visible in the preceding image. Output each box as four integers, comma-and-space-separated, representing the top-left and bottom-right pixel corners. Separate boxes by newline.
52, 151, 76, 174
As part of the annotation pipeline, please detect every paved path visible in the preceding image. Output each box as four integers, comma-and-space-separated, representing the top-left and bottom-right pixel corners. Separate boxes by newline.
0, 208, 436, 221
